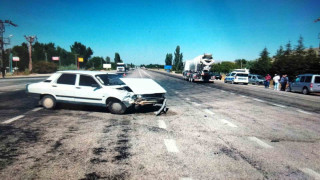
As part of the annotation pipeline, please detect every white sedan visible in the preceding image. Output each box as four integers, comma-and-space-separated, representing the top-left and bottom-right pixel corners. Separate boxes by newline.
26, 70, 167, 114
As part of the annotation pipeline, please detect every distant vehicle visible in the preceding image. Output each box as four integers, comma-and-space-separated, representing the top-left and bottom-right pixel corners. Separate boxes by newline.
117, 63, 126, 72
26, 71, 167, 114
287, 74, 320, 95
248, 74, 265, 85
224, 69, 249, 85
183, 54, 215, 83
211, 72, 222, 80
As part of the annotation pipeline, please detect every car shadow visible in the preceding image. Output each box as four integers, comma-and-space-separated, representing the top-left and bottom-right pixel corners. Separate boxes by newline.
54, 103, 161, 115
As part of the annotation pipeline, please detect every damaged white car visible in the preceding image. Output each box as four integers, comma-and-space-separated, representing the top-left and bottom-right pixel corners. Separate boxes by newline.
26, 71, 167, 114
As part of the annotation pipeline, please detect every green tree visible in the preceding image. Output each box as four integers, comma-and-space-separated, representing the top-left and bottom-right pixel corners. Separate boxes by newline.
284, 41, 292, 56
295, 36, 305, 56
165, 53, 173, 65
106, 56, 111, 64
87, 56, 105, 69
250, 47, 271, 75
70, 42, 93, 68
234, 59, 247, 68
173, 46, 183, 71
12, 43, 29, 71
114, 52, 122, 63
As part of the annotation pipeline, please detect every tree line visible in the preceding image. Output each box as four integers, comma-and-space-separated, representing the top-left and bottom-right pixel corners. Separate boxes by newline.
165, 45, 183, 72
2, 41, 126, 73
212, 36, 320, 80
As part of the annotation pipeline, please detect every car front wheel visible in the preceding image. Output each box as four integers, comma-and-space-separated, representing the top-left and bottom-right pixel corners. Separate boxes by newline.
108, 101, 127, 114
41, 95, 56, 109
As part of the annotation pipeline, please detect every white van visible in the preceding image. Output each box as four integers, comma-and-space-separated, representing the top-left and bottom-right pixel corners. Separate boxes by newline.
224, 69, 249, 85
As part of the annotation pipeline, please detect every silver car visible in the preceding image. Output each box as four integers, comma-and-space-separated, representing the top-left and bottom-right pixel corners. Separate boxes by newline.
289, 74, 320, 94
248, 74, 265, 85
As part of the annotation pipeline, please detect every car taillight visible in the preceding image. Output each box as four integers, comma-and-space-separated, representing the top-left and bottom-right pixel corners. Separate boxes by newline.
310, 83, 313, 88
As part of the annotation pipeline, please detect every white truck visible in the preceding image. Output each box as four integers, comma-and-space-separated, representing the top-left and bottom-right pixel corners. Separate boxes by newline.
183, 54, 215, 82
117, 63, 126, 72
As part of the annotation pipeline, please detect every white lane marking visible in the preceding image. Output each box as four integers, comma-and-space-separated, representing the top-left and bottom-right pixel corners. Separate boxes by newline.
32, 107, 42, 112
220, 119, 237, 128
240, 95, 247, 98
297, 109, 313, 115
272, 103, 287, 108
158, 120, 167, 129
220, 90, 225, 92
180, 178, 193, 180
2, 115, 25, 124
252, 98, 265, 103
141, 69, 153, 78
230, 92, 235, 95
204, 109, 215, 115
175, 91, 179, 94
248, 137, 273, 148
300, 168, 320, 179
138, 69, 143, 78
164, 139, 179, 153
192, 102, 201, 106
185, 98, 190, 101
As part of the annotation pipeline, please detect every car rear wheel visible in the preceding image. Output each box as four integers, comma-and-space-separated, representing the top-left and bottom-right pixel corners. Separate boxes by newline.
302, 87, 309, 95
108, 100, 127, 114
41, 95, 56, 109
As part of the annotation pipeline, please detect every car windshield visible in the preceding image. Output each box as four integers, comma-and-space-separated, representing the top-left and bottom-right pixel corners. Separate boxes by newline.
95, 74, 125, 86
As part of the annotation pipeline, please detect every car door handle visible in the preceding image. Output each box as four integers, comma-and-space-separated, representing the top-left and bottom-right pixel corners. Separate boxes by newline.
52, 85, 57, 87
76, 87, 81, 89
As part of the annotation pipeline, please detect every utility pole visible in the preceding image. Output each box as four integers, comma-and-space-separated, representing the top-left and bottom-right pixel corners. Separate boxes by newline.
24, 35, 37, 72
0, 20, 17, 67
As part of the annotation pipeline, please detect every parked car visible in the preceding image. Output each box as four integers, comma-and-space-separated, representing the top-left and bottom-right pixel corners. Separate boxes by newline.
26, 70, 167, 114
211, 72, 222, 80
224, 69, 249, 85
287, 74, 320, 95
248, 74, 265, 85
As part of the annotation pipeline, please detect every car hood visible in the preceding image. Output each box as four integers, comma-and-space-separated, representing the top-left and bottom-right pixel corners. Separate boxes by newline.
120, 78, 166, 95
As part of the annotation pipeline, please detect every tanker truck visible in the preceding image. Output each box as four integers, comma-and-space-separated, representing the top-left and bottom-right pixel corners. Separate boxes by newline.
183, 54, 215, 82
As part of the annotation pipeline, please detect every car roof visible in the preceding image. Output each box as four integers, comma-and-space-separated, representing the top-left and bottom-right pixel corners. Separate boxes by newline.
57, 70, 116, 75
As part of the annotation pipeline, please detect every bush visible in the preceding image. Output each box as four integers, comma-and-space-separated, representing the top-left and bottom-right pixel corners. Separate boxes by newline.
33, 61, 57, 74
58, 64, 78, 71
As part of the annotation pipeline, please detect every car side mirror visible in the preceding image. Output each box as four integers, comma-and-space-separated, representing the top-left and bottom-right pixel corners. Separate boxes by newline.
91, 84, 100, 88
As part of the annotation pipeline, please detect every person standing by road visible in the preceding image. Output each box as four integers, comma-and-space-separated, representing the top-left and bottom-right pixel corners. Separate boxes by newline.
273, 74, 280, 91
264, 74, 271, 88
280, 74, 288, 91
1, 66, 5, 78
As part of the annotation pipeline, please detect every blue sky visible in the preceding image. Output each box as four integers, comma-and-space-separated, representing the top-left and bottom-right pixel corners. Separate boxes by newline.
1, 0, 320, 65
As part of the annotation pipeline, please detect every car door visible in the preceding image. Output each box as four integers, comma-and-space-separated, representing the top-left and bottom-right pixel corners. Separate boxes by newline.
73, 74, 105, 104
53, 73, 77, 102
291, 76, 302, 92
313, 76, 320, 92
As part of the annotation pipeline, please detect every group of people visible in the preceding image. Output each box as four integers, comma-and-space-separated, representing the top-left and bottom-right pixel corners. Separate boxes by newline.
264, 74, 289, 91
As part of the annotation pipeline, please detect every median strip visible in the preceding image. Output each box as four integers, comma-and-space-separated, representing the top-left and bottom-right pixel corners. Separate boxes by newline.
158, 120, 167, 129
164, 139, 179, 153
204, 109, 215, 115
252, 98, 265, 103
300, 168, 320, 179
248, 137, 273, 149
2, 115, 25, 124
220, 119, 237, 128
297, 109, 313, 115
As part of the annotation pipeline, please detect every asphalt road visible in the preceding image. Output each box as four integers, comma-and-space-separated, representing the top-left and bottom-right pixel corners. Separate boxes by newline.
0, 70, 319, 180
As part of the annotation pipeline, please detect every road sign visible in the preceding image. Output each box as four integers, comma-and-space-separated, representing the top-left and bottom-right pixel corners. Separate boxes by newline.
103, 64, 111, 69
164, 65, 172, 70
13, 57, 20, 61
52, 56, 60, 61
78, 57, 83, 62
